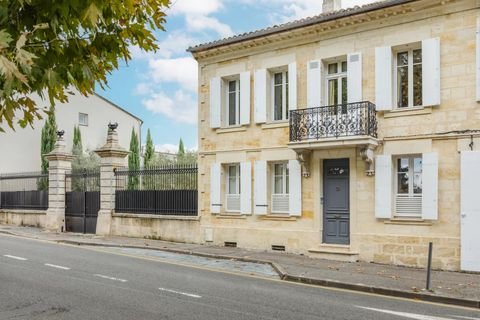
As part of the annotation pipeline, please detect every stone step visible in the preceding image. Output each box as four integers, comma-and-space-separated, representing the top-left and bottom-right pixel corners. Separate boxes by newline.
308, 246, 359, 262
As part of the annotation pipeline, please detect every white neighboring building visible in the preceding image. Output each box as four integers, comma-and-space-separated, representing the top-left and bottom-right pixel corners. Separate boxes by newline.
0, 91, 142, 173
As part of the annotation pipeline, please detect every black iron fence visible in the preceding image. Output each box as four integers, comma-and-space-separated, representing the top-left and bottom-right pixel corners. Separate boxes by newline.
0, 172, 49, 210
114, 164, 198, 216
289, 101, 377, 142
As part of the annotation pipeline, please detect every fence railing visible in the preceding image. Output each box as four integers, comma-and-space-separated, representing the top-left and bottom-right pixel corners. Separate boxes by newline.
0, 172, 49, 210
289, 101, 378, 142
114, 164, 198, 216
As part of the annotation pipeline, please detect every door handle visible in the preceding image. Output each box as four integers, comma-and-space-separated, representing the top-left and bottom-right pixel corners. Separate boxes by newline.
461, 213, 467, 218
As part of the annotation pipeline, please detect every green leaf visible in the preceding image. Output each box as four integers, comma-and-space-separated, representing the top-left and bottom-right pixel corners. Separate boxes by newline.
0, 29, 12, 50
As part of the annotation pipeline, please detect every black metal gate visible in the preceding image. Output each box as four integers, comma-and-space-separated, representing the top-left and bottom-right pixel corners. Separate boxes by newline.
65, 169, 100, 234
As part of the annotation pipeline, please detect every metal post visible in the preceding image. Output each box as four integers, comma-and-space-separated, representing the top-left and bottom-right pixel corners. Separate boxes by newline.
426, 242, 433, 291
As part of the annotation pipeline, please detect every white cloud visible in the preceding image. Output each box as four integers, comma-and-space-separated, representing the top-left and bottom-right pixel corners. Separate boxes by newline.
169, 0, 223, 16
148, 57, 198, 92
186, 15, 233, 38
155, 143, 179, 153
142, 90, 197, 124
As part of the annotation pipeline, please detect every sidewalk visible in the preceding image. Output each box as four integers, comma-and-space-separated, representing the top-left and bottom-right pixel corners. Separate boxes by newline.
0, 224, 479, 308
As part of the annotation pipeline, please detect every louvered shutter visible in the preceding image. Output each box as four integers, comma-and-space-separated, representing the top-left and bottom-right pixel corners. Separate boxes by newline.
210, 77, 222, 128
422, 153, 438, 220
347, 52, 362, 103
375, 155, 393, 218
375, 47, 393, 111
289, 160, 302, 216
210, 163, 221, 214
254, 161, 268, 215
422, 38, 441, 107
254, 69, 267, 123
288, 62, 297, 111
240, 71, 251, 125
307, 60, 322, 108
240, 162, 252, 215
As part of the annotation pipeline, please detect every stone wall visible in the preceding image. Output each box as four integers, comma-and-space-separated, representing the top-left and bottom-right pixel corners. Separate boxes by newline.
0, 210, 46, 228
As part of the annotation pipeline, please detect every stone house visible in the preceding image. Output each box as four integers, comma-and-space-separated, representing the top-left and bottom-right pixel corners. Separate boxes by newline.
188, 0, 480, 271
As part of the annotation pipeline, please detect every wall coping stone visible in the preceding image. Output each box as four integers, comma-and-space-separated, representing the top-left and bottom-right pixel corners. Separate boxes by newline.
0, 209, 47, 215
112, 213, 200, 221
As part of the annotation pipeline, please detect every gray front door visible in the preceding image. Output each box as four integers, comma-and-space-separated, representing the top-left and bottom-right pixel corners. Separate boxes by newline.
323, 159, 350, 244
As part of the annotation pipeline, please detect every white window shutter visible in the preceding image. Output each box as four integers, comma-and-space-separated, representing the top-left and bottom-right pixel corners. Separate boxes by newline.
422, 152, 438, 220
254, 69, 267, 123
288, 62, 297, 110
240, 162, 252, 215
289, 160, 302, 217
254, 161, 268, 215
307, 60, 322, 108
375, 155, 393, 218
422, 38, 441, 107
347, 52, 362, 103
240, 71, 251, 125
210, 77, 222, 128
375, 46, 393, 111
210, 163, 222, 214
476, 18, 480, 101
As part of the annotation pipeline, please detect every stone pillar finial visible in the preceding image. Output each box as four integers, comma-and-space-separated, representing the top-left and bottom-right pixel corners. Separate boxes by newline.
44, 129, 74, 232
94, 123, 129, 236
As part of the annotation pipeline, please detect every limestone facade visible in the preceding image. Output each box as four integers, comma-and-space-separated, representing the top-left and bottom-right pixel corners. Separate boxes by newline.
190, 0, 480, 271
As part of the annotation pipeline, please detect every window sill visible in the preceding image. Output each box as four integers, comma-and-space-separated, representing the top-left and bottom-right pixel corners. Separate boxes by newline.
260, 214, 297, 221
261, 121, 289, 130
216, 213, 247, 219
384, 218, 433, 226
216, 126, 247, 134
383, 106, 432, 118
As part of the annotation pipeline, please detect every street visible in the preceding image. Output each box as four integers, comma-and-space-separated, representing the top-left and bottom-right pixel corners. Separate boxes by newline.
0, 234, 478, 320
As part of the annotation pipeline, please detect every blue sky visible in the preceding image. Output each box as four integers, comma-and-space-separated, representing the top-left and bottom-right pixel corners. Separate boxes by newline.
98, 0, 374, 153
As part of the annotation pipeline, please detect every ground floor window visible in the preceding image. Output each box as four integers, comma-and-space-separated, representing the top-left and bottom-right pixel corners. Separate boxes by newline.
225, 164, 241, 212
271, 162, 289, 213
395, 155, 422, 217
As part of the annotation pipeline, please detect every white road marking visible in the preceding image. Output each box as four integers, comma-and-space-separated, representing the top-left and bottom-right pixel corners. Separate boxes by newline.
357, 306, 456, 320
44, 263, 70, 270
158, 287, 202, 299
93, 274, 128, 283
450, 316, 480, 320
3, 254, 27, 261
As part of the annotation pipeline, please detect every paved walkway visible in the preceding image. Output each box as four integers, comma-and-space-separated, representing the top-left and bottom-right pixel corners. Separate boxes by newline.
0, 225, 479, 308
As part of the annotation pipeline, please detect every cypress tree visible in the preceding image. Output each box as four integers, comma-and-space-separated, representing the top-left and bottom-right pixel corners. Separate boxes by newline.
143, 129, 155, 168
40, 109, 57, 173
72, 126, 83, 157
128, 128, 140, 189
177, 138, 185, 163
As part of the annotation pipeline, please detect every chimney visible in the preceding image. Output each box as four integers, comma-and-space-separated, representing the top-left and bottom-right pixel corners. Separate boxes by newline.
322, 0, 342, 13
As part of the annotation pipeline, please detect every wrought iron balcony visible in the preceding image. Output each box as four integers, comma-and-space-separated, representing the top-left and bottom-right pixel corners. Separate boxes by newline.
289, 101, 377, 142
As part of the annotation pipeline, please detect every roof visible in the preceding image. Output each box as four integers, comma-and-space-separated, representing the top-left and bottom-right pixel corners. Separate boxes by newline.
187, 0, 419, 54
93, 93, 143, 124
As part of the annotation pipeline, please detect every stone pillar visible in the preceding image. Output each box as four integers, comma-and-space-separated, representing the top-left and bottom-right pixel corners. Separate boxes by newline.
94, 124, 129, 235
45, 131, 74, 232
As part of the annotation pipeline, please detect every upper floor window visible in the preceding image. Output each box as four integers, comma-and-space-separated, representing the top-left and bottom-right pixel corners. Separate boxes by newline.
272, 71, 289, 121
395, 48, 422, 108
79, 113, 88, 126
326, 61, 348, 106
226, 79, 240, 126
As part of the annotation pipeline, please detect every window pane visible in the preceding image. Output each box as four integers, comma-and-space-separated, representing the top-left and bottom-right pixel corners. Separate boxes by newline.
397, 52, 408, 66
274, 73, 282, 85
341, 61, 347, 72
274, 82, 282, 121
397, 66, 408, 108
286, 165, 289, 194
413, 64, 422, 106
274, 164, 283, 194
286, 80, 289, 119
413, 49, 422, 63
328, 63, 338, 74
398, 158, 409, 173
328, 79, 338, 105
228, 166, 238, 194
229, 91, 236, 125
229, 80, 236, 92
341, 77, 348, 106
397, 159, 409, 194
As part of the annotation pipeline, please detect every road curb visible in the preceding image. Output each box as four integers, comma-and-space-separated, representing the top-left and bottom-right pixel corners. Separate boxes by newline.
2, 231, 479, 309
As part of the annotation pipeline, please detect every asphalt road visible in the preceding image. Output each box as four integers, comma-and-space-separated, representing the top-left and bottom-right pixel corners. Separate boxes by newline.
0, 234, 478, 320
